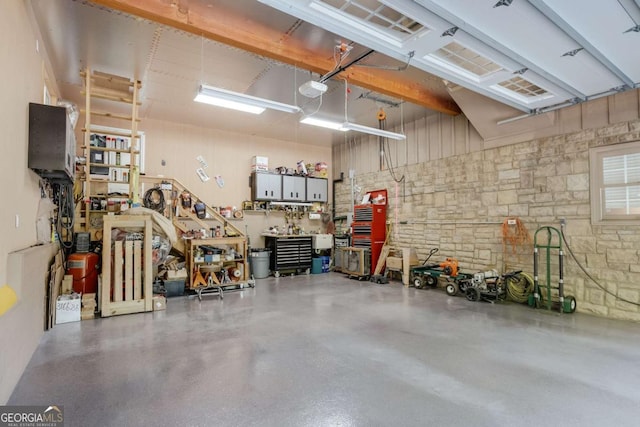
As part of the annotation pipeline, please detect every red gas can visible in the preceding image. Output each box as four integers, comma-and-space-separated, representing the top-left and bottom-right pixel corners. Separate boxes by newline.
66, 252, 100, 294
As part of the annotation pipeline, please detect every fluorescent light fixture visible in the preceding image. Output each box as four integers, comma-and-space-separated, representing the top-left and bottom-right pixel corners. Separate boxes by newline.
300, 116, 406, 139
300, 116, 347, 131
194, 84, 301, 114
342, 122, 406, 140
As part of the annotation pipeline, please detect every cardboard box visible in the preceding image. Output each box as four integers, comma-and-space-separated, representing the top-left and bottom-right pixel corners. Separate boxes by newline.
386, 257, 403, 271
153, 295, 166, 311
251, 156, 268, 172
166, 268, 188, 280
81, 312, 95, 320
56, 294, 81, 324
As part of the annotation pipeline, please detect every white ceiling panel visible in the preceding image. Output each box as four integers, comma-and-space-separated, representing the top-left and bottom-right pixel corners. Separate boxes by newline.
538, 0, 640, 84
262, 0, 640, 114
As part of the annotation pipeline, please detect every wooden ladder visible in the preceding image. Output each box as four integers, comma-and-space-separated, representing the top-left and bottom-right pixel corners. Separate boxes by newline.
79, 68, 142, 238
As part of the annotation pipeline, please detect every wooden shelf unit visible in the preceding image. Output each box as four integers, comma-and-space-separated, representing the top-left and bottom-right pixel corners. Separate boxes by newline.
79, 68, 142, 238
185, 236, 251, 299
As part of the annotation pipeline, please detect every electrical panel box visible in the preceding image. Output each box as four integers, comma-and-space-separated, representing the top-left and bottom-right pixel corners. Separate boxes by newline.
28, 103, 75, 182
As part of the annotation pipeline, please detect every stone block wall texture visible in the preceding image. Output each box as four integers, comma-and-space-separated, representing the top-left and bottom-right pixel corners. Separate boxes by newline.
335, 120, 640, 321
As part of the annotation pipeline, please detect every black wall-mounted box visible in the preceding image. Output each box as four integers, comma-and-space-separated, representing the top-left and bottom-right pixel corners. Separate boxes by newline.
28, 103, 75, 182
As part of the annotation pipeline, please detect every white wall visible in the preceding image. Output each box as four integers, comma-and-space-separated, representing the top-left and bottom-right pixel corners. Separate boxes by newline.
0, 0, 62, 404
137, 118, 332, 247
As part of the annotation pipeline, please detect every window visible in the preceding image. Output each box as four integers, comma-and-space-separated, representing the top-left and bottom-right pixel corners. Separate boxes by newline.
590, 141, 640, 224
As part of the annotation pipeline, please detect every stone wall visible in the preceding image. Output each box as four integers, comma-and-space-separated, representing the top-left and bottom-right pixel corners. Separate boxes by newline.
335, 119, 640, 321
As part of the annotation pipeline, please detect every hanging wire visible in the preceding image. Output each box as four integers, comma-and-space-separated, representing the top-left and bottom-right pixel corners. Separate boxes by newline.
378, 108, 404, 184
342, 78, 349, 123
53, 180, 75, 251
561, 225, 640, 307
200, 35, 204, 85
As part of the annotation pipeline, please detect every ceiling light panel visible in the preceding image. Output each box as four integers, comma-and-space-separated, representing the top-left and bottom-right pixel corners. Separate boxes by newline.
497, 77, 548, 98
320, 0, 426, 39
431, 41, 503, 77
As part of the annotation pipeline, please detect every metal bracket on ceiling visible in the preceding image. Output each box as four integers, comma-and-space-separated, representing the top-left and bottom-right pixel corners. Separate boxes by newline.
561, 48, 584, 57
352, 51, 415, 72
441, 27, 459, 37
493, 0, 514, 8
357, 92, 402, 108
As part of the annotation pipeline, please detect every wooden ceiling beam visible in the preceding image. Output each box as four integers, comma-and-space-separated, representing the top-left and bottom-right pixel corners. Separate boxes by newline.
90, 0, 461, 115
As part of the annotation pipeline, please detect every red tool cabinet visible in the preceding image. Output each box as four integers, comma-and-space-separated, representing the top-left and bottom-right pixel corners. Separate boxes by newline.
351, 189, 387, 275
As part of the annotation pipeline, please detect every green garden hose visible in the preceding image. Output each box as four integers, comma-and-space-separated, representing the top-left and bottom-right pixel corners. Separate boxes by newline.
506, 272, 534, 303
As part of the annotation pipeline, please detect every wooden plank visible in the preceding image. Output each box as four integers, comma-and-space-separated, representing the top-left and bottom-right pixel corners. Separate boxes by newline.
114, 241, 123, 302
124, 241, 133, 301
101, 215, 112, 315
402, 248, 419, 287
51, 256, 64, 328
80, 110, 141, 122
61, 275, 73, 294
103, 300, 146, 317
143, 218, 153, 311
374, 245, 391, 276
182, 210, 210, 230
133, 241, 142, 300
100, 215, 154, 316
172, 218, 189, 232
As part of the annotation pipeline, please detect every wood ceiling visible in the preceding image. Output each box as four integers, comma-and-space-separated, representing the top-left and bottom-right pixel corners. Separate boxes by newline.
89, 0, 461, 115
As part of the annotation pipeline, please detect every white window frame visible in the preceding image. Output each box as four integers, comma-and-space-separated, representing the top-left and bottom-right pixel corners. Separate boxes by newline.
590, 140, 640, 225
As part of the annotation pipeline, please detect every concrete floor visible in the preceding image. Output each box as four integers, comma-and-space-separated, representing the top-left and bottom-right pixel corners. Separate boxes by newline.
9, 273, 640, 427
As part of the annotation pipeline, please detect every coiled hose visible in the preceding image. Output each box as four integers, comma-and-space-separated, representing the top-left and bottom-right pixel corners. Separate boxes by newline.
506, 272, 534, 304
143, 188, 166, 213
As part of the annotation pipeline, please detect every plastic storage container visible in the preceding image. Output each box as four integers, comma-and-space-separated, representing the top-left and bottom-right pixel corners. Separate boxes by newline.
249, 248, 270, 279
311, 257, 323, 274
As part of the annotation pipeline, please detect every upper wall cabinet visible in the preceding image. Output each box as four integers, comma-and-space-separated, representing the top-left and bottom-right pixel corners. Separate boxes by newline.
251, 173, 328, 204
251, 172, 282, 201
306, 177, 328, 203
282, 175, 306, 202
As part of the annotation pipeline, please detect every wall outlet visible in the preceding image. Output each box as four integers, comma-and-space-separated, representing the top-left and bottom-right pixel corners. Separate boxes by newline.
15, 214, 19, 228
560, 218, 567, 226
